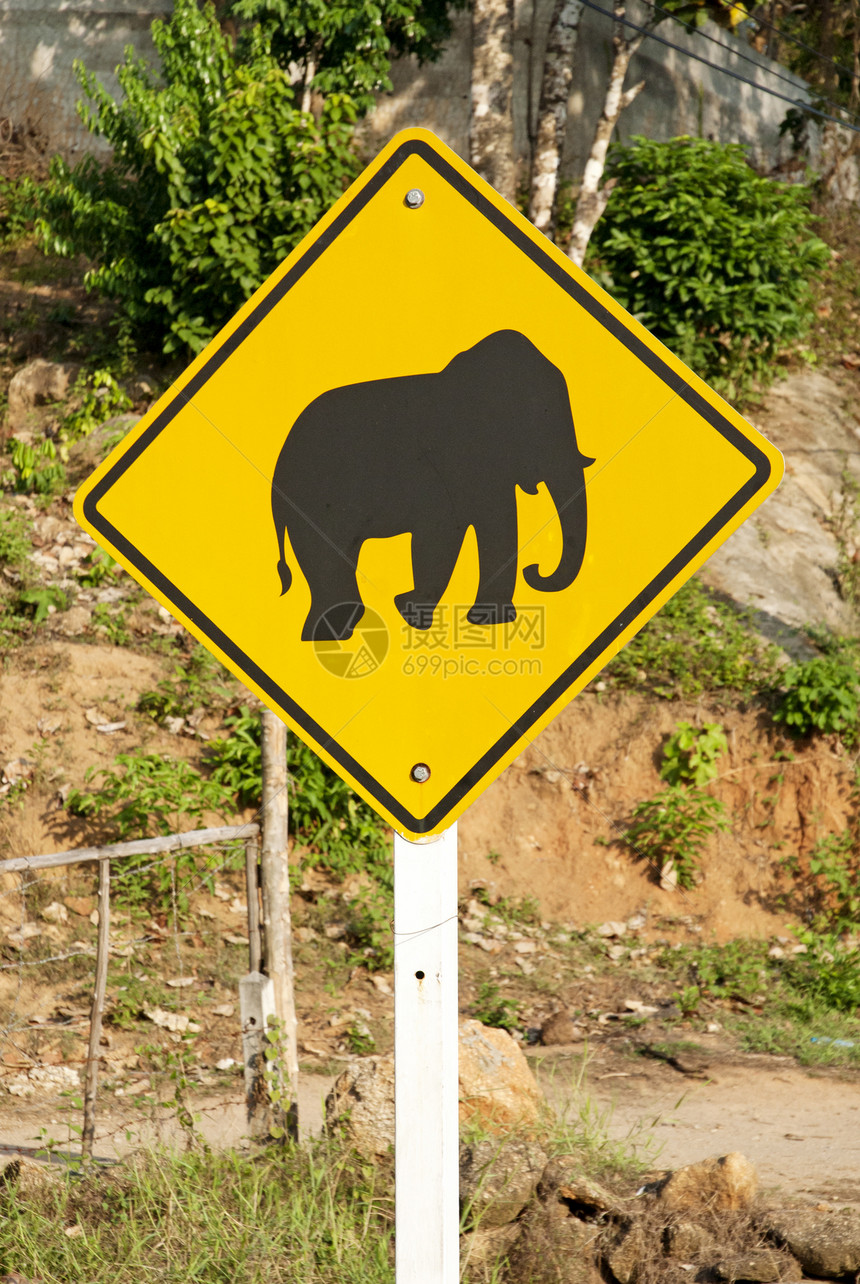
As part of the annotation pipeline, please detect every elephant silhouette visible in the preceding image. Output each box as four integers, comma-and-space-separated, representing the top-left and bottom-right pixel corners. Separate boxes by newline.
271, 330, 595, 642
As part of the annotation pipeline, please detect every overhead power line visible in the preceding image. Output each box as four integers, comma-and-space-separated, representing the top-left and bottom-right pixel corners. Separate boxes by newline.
742, 2, 860, 87
647, 0, 854, 104
577, 0, 860, 135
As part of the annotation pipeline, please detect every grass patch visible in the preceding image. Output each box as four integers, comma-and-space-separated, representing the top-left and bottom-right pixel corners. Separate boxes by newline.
659, 937, 860, 1067
729, 999, 860, 1066
599, 578, 782, 701
0, 1141, 394, 1284
537, 1054, 662, 1181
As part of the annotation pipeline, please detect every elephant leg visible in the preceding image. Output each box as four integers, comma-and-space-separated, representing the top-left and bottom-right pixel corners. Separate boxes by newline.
294, 535, 364, 642
395, 524, 467, 631
469, 500, 518, 626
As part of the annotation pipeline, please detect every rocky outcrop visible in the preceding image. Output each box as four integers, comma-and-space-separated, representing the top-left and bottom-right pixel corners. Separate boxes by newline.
452, 1147, 825, 1283
507, 1201, 601, 1284
703, 370, 860, 644
0, 1155, 64, 1198
460, 1134, 547, 1228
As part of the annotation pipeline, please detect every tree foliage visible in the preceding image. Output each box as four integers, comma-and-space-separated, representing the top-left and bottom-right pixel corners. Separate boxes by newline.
228, 0, 466, 114
35, 0, 462, 355
37, 0, 359, 354
585, 135, 830, 398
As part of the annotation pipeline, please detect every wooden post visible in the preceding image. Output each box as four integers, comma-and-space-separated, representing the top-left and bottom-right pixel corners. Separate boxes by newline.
245, 837, 262, 975
259, 709, 299, 1138
394, 824, 459, 1283
82, 858, 110, 1161
240, 835, 272, 1130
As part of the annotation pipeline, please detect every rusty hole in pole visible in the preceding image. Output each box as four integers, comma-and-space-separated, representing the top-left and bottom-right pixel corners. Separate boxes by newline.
415, 970, 425, 980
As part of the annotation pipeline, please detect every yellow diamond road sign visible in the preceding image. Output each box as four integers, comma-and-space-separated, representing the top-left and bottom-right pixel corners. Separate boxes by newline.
74, 128, 783, 838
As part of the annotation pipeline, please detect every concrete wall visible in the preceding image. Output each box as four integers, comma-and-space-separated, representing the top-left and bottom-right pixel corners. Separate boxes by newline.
0, 0, 164, 155
363, 0, 809, 179
1, 0, 809, 173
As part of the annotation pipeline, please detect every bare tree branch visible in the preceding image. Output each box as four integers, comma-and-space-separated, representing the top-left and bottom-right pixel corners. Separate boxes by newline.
567, 0, 654, 267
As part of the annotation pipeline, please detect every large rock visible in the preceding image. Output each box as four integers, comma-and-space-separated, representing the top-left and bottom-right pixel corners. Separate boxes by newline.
66, 414, 139, 479
459, 1134, 547, 1228
458, 1017, 543, 1131
760, 1206, 860, 1278
459, 1223, 521, 1277
656, 1153, 758, 1213
0, 1155, 63, 1198
664, 1221, 716, 1259
326, 1019, 544, 1155
325, 1055, 395, 1158
506, 1197, 602, 1284
602, 1222, 645, 1284
711, 1250, 793, 1282
7, 359, 79, 429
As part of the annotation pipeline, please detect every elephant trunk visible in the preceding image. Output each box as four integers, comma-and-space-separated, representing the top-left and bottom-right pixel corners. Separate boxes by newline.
522, 455, 593, 593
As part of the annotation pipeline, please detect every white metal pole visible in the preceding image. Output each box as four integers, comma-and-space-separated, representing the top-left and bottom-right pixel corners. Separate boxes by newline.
394, 823, 459, 1284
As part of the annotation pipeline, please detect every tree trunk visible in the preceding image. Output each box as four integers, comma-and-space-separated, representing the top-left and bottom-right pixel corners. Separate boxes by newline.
765, 0, 780, 62
471, 0, 516, 202
567, 1, 649, 268
528, 0, 584, 237
819, 0, 837, 94
850, 0, 860, 113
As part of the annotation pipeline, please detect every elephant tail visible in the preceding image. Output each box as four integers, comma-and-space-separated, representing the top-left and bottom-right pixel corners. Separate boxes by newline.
277, 553, 292, 596
274, 512, 292, 596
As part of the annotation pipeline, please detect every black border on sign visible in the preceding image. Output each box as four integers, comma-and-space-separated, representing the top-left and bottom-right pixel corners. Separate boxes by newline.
83, 138, 772, 833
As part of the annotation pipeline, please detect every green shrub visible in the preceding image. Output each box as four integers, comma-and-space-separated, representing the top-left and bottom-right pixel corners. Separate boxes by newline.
661, 721, 727, 786
787, 828, 860, 944
208, 707, 263, 806
69, 751, 230, 840
0, 509, 31, 567
208, 707, 390, 880
679, 937, 770, 1001
773, 655, 860, 740
17, 586, 68, 624
0, 174, 40, 245
137, 649, 231, 727
621, 783, 728, 889
36, 0, 360, 354
0, 1142, 395, 1283
586, 136, 830, 400
6, 437, 66, 495
344, 882, 394, 972
62, 367, 130, 437
472, 980, 520, 1033
67, 751, 235, 909
790, 937, 860, 1015
4, 368, 131, 495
